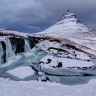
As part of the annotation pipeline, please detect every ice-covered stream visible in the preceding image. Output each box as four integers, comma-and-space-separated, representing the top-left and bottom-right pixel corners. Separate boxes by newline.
0, 49, 96, 85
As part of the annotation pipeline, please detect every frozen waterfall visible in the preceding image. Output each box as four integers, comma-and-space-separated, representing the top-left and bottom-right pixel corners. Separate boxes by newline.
0, 37, 32, 64
0, 37, 15, 64
4, 37, 15, 62
24, 39, 31, 53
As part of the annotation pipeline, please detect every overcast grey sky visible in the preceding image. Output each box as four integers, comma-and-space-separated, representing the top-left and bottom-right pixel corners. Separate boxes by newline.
0, 0, 96, 33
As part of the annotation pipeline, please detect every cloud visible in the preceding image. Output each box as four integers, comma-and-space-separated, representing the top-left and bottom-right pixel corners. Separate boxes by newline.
0, 0, 96, 33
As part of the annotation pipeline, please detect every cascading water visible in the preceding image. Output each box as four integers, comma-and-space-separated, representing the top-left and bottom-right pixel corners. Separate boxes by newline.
0, 42, 3, 64
4, 37, 15, 62
5, 38, 15, 60
6, 38, 15, 57
0, 37, 31, 64
24, 39, 31, 53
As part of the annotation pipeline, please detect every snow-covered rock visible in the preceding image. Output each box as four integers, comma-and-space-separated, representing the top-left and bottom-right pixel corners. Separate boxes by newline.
40, 55, 95, 70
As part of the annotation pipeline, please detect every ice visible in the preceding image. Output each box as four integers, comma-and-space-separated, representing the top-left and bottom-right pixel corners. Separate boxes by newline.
5, 37, 15, 58
7, 66, 35, 79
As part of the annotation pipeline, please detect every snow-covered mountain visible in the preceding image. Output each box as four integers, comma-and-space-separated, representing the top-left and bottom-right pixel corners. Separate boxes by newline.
37, 10, 96, 56
39, 10, 96, 38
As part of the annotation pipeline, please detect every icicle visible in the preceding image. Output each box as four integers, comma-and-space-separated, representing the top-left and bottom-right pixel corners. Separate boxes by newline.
0, 42, 3, 64
24, 39, 31, 53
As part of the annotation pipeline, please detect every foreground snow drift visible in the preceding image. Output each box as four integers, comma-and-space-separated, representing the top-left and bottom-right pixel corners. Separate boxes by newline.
0, 78, 96, 96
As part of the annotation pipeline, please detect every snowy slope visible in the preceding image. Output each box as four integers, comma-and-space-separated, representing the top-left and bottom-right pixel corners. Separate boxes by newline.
37, 10, 96, 56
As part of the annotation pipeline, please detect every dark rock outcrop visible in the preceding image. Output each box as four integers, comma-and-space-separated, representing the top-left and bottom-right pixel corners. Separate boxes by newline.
9, 37, 25, 54
1, 41, 6, 63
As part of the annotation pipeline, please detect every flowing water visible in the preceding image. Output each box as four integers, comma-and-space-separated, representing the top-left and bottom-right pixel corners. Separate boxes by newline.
0, 37, 15, 63
24, 39, 31, 53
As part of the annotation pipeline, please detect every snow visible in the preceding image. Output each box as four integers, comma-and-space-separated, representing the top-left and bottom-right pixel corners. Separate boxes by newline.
40, 55, 95, 69
35, 40, 60, 51
86, 37, 96, 41
35, 39, 92, 60
69, 38, 96, 51
0, 29, 35, 38
0, 78, 96, 96
7, 66, 35, 79
0, 36, 8, 41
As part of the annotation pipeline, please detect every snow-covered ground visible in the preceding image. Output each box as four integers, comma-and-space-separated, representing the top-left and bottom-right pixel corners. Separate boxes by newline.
0, 78, 96, 96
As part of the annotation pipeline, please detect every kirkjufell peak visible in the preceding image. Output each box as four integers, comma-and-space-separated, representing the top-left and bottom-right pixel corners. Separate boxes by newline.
61, 10, 76, 19
59, 10, 81, 24
39, 10, 93, 37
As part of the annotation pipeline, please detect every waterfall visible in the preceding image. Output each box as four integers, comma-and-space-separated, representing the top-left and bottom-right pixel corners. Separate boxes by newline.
0, 37, 32, 64
24, 39, 31, 53
0, 42, 3, 64
5, 37, 15, 62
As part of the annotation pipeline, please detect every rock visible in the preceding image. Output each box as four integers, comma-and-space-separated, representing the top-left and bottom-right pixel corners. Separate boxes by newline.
56, 62, 62, 68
